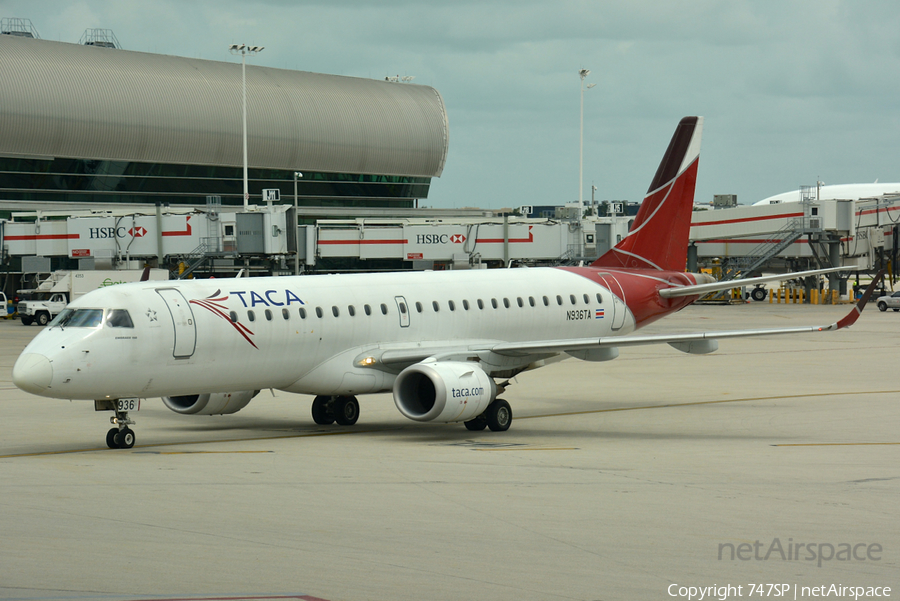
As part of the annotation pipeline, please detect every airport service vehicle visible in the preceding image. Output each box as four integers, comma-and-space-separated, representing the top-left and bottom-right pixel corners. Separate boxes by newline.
18, 293, 68, 326
13, 117, 878, 449
875, 291, 900, 312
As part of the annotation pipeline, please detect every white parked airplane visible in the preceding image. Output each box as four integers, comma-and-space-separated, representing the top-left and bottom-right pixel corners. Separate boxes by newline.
753, 182, 900, 205
12, 117, 879, 449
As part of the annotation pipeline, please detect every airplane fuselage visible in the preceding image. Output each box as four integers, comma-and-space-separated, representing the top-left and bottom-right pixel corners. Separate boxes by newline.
15, 266, 695, 402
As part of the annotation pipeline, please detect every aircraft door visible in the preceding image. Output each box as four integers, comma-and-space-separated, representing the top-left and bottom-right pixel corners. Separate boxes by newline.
156, 289, 197, 358
598, 274, 627, 331
394, 296, 410, 328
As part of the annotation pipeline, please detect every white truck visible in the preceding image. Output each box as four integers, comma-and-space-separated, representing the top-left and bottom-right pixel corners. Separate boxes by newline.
18, 269, 168, 326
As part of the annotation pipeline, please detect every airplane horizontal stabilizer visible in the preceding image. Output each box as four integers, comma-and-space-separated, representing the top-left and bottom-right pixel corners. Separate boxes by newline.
659, 266, 851, 299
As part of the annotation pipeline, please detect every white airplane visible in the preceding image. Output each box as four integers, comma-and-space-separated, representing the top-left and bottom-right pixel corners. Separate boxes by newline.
753, 182, 900, 205
12, 117, 880, 449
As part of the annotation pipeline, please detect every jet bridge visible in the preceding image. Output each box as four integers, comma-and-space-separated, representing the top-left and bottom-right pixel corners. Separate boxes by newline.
690, 195, 900, 272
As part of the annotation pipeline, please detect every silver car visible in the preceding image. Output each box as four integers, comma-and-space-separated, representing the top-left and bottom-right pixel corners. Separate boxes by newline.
876, 291, 900, 311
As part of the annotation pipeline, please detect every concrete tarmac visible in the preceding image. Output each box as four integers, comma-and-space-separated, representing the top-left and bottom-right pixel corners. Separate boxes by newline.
0, 302, 898, 601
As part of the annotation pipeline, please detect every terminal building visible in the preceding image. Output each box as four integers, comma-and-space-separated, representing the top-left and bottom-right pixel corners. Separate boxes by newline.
0, 31, 449, 212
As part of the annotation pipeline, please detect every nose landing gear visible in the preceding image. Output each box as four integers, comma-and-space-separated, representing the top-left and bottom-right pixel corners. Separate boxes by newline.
95, 399, 140, 449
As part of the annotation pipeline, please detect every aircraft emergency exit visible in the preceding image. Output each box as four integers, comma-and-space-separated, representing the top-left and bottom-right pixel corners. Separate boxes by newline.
12, 117, 878, 449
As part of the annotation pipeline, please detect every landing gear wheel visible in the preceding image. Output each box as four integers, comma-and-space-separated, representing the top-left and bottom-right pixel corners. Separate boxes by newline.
106, 428, 119, 449
751, 287, 767, 302
485, 399, 512, 432
114, 428, 135, 449
878, 301, 888, 312
464, 415, 488, 431
311, 395, 335, 425
334, 396, 360, 426
107, 427, 135, 449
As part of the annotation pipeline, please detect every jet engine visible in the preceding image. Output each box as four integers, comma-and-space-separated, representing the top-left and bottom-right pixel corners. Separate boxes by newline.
393, 360, 496, 423
162, 390, 260, 415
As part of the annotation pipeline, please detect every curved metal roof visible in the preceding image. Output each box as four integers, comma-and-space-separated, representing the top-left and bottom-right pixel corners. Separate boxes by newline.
0, 36, 449, 177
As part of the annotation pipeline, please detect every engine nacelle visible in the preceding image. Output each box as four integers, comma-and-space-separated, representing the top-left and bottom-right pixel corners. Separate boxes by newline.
393, 360, 496, 423
162, 390, 260, 415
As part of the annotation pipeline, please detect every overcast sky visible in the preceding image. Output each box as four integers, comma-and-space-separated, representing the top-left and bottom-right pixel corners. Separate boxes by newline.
7, 0, 899, 209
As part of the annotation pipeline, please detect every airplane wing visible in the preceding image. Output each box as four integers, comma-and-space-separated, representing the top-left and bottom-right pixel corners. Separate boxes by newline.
659, 266, 849, 299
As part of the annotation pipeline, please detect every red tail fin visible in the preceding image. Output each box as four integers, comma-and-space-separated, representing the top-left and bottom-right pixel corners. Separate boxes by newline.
592, 116, 703, 272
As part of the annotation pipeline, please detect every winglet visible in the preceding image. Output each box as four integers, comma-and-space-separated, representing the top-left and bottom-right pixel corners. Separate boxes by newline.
834, 267, 885, 330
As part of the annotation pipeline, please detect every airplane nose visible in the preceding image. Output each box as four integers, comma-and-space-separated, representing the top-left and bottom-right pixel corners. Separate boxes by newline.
13, 353, 54, 395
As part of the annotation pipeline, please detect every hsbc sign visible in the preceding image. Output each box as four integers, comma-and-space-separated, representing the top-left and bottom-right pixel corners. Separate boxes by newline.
415, 233, 466, 245
87, 225, 148, 239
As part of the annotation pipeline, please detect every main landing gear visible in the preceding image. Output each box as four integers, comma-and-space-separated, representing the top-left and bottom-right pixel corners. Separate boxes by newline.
464, 399, 512, 432
95, 399, 138, 449
311, 395, 360, 426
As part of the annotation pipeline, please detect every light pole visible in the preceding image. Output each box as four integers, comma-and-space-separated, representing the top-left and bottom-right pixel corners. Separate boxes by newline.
229, 43, 264, 210
579, 69, 596, 227
294, 171, 303, 275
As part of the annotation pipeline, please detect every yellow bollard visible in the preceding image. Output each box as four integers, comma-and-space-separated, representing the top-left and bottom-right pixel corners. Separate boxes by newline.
811, 289, 819, 305
769, 287, 773, 304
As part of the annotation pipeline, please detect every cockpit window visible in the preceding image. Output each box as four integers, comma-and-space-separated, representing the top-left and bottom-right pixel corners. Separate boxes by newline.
50, 308, 104, 328
106, 309, 134, 328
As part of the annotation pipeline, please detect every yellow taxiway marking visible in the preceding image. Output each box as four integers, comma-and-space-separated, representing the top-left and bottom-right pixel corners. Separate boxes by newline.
472, 447, 579, 452
516, 389, 900, 420
139, 450, 275, 455
0, 427, 394, 459
773, 442, 900, 447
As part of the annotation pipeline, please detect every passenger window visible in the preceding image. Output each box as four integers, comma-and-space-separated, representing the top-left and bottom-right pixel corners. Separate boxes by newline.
491, 298, 498, 309
463, 300, 470, 310
415, 302, 423, 313
529, 296, 535, 307
517, 297, 524, 308
230, 311, 238, 323
315, 307, 323, 318
282, 308, 290, 320
248, 310, 256, 322
364, 304, 372, 316
265, 309, 273, 321
299, 307, 307, 319
106, 309, 134, 328
543, 296, 549, 306
477, 299, 484, 310
596, 293, 603, 303
583, 294, 590, 304
570, 294, 577, 305
399, 302, 407, 315
432, 301, 440, 312
332, 306, 339, 317
380, 303, 388, 315
556, 295, 563, 305
348, 305, 356, 317
448, 300, 456, 311
503, 298, 510, 308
